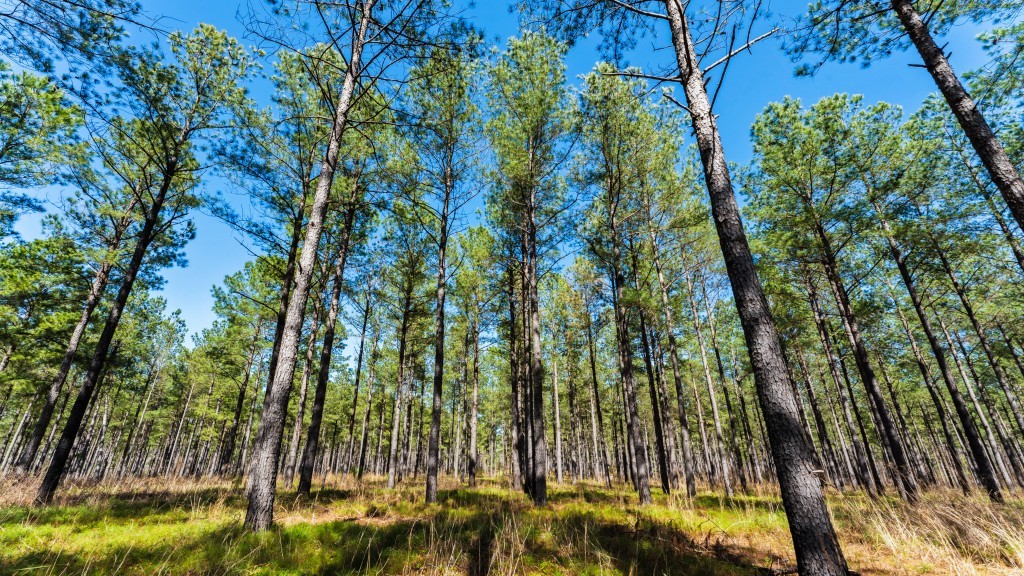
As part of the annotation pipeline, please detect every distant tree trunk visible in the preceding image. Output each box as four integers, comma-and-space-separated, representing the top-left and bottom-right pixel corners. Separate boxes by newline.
388, 297, 412, 488
891, 0, 1024, 230
343, 294, 373, 474
425, 183, 451, 504
220, 326, 262, 475
606, 202, 651, 504
700, 276, 748, 492
874, 204, 1000, 500
810, 216, 917, 501
467, 316, 481, 486
284, 297, 322, 487
659, 3, 848, 569
684, 265, 732, 496
646, 221, 695, 496
804, 272, 875, 495
508, 257, 525, 489
925, 226, 1024, 441
355, 329, 380, 480
526, 184, 548, 505
583, 293, 612, 487
551, 357, 564, 484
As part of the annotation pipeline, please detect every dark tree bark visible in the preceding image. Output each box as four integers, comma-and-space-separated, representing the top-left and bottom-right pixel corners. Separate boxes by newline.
298, 197, 359, 495
660, 2, 848, 571
874, 202, 1001, 501
425, 182, 451, 503
36, 157, 176, 504
891, 0, 1024, 230
15, 200, 137, 475
220, 326, 262, 475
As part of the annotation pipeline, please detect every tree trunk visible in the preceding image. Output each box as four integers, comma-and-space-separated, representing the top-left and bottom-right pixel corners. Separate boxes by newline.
284, 298, 322, 487
812, 217, 917, 501
647, 219, 696, 495
243, 0, 372, 531
36, 158, 175, 504
684, 265, 732, 496
298, 196, 359, 495
467, 317, 481, 486
891, 0, 1024, 229
584, 294, 613, 487
425, 184, 451, 503
874, 203, 1000, 500
343, 293, 372, 474
660, 1, 847, 571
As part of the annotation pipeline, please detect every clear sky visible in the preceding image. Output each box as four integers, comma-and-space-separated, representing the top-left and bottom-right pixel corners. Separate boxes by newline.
33, 0, 994, 339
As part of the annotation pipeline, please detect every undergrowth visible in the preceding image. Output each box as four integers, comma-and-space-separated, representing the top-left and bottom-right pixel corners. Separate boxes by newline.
0, 476, 1021, 575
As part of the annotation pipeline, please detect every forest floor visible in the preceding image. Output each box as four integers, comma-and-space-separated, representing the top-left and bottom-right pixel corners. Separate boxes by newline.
1, 476, 1022, 575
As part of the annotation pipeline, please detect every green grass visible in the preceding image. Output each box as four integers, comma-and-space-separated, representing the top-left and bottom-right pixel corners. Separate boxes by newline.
1, 477, 1022, 575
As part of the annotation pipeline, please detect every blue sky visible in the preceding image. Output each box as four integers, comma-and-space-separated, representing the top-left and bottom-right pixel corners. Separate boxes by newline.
28, 0, 994, 338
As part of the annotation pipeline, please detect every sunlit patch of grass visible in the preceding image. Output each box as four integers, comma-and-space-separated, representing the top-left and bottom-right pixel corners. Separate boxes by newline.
1, 476, 1022, 574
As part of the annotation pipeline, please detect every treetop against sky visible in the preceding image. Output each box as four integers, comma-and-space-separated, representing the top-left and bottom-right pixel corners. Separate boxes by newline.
13, 0, 993, 338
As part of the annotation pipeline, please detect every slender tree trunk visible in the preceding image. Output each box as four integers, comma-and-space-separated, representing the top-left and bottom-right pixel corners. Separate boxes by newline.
811, 217, 917, 501
551, 356, 564, 484
526, 188, 548, 505
425, 185, 451, 503
647, 222, 695, 496
15, 199, 138, 476
583, 296, 612, 487
356, 330, 380, 480
927, 227, 1024, 440
343, 294, 372, 474
285, 298, 322, 487
220, 326, 261, 475
874, 203, 1000, 500
388, 300, 412, 488
298, 196, 359, 495
891, 0, 1024, 229
684, 265, 732, 496
467, 317, 481, 486
36, 156, 176, 504
805, 272, 875, 494
244, 0, 372, 531
659, 3, 847, 568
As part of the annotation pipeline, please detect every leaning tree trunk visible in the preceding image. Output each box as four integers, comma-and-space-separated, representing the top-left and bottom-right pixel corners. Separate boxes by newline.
220, 325, 262, 475
243, 0, 372, 531
875, 203, 1001, 501
660, 2, 848, 573
36, 158, 175, 504
284, 298, 322, 486
891, 0, 1024, 230
14, 203, 135, 476
298, 197, 358, 495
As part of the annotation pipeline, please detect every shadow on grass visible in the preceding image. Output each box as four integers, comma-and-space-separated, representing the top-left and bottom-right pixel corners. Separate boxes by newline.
1, 483, 790, 575
3, 511, 492, 575
545, 510, 774, 575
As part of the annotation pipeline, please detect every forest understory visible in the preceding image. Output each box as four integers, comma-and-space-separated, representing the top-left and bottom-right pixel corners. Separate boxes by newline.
2, 477, 1022, 576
